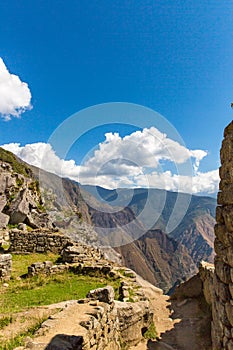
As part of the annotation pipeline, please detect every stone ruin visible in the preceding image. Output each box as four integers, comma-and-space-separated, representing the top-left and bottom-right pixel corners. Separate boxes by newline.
3, 121, 233, 349
212, 120, 233, 349
0, 253, 12, 281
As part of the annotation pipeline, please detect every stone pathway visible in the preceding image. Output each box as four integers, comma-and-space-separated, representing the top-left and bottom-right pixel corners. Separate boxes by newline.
1, 272, 212, 350
131, 275, 212, 350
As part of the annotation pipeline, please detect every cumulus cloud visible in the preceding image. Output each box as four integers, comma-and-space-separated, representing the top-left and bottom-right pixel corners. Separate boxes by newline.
84, 128, 207, 172
0, 58, 32, 120
1, 127, 219, 195
135, 169, 219, 194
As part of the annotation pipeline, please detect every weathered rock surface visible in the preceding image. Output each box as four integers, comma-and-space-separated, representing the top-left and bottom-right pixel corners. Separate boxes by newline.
0, 253, 12, 280
9, 229, 71, 254
212, 120, 233, 350
87, 286, 115, 304
17, 286, 152, 350
0, 152, 52, 230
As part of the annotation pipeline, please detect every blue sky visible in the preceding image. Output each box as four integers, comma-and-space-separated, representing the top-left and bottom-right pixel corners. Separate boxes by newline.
0, 1, 232, 194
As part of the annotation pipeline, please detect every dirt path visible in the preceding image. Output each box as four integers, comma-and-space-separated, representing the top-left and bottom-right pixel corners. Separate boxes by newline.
1, 275, 211, 350
131, 275, 212, 350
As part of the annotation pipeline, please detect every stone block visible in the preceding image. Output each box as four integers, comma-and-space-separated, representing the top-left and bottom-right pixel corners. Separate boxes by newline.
215, 224, 230, 247
220, 136, 233, 164
226, 302, 233, 327
214, 239, 227, 260
170, 273, 203, 300
218, 186, 233, 205
222, 206, 233, 233
224, 121, 233, 138
227, 247, 233, 268
216, 206, 224, 224
215, 260, 231, 284
0, 212, 9, 229
214, 274, 230, 302
87, 286, 115, 304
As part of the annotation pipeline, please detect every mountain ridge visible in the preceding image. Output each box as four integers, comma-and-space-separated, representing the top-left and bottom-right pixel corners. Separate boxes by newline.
0, 147, 216, 292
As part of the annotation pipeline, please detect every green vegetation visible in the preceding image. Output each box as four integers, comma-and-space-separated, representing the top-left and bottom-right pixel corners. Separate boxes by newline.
11, 253, 59, 277
0, 253, 121, 314
28, 180, 40, 193
16, 177, 24, 187
1, 241, 11, 251
0, 272, 117, 314
143, 322, 158, 340
0, 253, 121, 348
0, 316, 47, 350
36, 201, 46, 212
0, 316, 13, 330
0, 147, 31, 177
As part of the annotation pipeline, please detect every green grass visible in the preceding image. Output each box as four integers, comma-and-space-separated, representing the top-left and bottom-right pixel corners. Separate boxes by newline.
0, 147, 31, 177
0, 316, 13, 330
0, 273, 118, 314
0, 253, 121, 314
143, 322, 158, 340
11, 253, 60, 278
0, 316, 47, 350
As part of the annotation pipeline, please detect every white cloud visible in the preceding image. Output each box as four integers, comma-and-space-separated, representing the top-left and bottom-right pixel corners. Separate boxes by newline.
0, 58, 32, 120
84, 128, 207, 172
135, 169, 219, 194
1, 127, 219, 195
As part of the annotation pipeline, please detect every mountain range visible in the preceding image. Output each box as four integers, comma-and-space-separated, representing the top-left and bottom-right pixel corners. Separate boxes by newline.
0, 147, 216, 292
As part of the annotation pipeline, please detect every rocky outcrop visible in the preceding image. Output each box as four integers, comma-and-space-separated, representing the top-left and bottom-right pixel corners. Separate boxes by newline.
0, 152, 52, 230
87, 286, 115, 304
211, 120, 233, 350
171, 261, 214, 303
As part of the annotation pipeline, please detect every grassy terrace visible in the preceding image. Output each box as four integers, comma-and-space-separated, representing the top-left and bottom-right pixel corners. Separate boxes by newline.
0, 253, 121, 349
0, 253, 121, 314
0, 254, 123, 350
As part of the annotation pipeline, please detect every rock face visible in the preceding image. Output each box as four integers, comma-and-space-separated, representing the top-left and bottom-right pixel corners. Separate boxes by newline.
171, 261, 214, 303
0, 149, 52, 230
116, 229, 197, 293
212, 120, 233, 350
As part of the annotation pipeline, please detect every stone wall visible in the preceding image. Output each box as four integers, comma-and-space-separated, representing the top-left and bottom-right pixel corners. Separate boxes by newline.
212, 120, 233, 350
171, 261, 214, 304
0, 253, 12, 281
23, 286, 152, 350
8, 229, 71, 254
0, 230, 9, 247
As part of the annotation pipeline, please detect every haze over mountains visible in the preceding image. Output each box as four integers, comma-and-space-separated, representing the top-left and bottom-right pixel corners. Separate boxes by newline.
83, 185, 216, 292
0, 147, 216, 292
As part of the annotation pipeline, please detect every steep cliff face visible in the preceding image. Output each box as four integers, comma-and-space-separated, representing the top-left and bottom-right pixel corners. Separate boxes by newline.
0, 146, 216, 293
170, 213, 215, 265
0, 148, 52, 229
115, 229, 197, 293
83, 186, 216, 266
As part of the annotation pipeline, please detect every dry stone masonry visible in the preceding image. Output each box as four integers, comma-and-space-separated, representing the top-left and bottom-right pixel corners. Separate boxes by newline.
213, 120, 233, 350
0, 253, 12, 281
22, 286, 152, 350
9, 228, 71, 254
